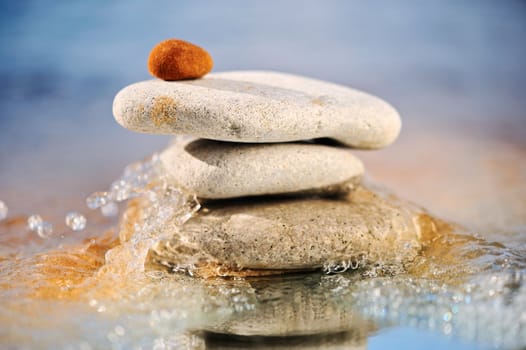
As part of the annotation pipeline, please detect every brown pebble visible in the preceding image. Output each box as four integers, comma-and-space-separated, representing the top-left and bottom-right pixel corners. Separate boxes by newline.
147, 39, 213, 81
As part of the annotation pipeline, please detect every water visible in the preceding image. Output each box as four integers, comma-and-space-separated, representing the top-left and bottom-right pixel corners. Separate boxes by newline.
26, 214, 43, 231
86, 192, 111, 210
27, 214, 54, 238
1, 1, 525, 348
0, 200, 7, 221
101, 202, 119, 218
65, 212, 87, 231
1, 155, 524, 349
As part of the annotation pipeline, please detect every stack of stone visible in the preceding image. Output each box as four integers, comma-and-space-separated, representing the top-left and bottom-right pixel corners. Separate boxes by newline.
113, 68, 426, 277
114, 70, 401, 198
113, 71, 426, 275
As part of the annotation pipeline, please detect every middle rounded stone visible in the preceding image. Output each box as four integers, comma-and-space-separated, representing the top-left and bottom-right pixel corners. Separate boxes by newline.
160, 138, 364, 199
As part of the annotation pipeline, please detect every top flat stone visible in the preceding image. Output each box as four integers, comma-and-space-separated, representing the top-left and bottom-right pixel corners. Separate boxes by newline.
113, 71, 401, 149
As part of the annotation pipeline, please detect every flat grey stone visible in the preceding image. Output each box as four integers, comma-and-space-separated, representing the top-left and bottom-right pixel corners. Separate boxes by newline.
113, 71, 401, 149
160, 138, 364, 199
144, 187, 426, 276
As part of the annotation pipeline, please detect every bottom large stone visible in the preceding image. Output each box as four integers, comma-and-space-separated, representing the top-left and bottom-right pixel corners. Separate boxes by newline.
120, 187, 432, 277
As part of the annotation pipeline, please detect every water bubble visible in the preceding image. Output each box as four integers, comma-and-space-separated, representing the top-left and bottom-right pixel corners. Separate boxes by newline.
101, 202, 119, 217
36, 222, 53, 238
147, 190, 159, 202
443, 311, 452, 322
78, 343, 92, 350
27, 215, 43, 231
114, 325, 125, 336
0, 200, 7, 221
65, 211, 87, 231
135, 173, 150, 186
110, 180, 131, 202
123, 161, 144, 178
86, 191, 109, 209
106, 331, 119, 343
322, 257, 365, 274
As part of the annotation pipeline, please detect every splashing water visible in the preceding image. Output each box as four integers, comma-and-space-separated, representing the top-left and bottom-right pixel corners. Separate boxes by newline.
90, 153, 202, 277
323, 269, 526, 348
65, 212, 87, 231
0, 152, 525, 349
0, 200, 7, 221
27, 214, 54, 238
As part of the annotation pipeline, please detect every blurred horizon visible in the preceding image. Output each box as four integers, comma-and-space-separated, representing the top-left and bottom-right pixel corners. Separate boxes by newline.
2, 1, 525, 122
0, 0, 525, 235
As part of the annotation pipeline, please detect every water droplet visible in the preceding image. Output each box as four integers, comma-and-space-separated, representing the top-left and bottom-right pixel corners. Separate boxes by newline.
36, 222, 53, 238
65, 211, 87, 231
101, 202, 119, 217
123, 161, 144, 178
78, 342, 92, 350
106, 331, 118, 343
86, 191, 109, 209
443, 311, 452, 322
443, 323, 453, 335
114, 325, 125, 336
0, 200, 7, 221
110, 180, 131, 202
27, 215, 43, 231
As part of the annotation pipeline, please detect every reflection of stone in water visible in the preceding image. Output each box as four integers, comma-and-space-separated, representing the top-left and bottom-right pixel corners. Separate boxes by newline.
203, 331, 366, 350
142, 273, 372, 349
201, 274, 373, 337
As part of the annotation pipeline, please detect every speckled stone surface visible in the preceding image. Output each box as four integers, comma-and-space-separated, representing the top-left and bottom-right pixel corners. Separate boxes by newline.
146, 187, 427, 275
113, 71, 401, 149
160, 138, 364, 199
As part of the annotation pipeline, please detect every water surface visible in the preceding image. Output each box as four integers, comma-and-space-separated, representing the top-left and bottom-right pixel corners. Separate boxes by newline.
1, 1, 525, 349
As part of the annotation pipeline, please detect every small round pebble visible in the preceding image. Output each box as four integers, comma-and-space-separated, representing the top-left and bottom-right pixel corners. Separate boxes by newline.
147, 39, 213, 81
65, 211, 87, 231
